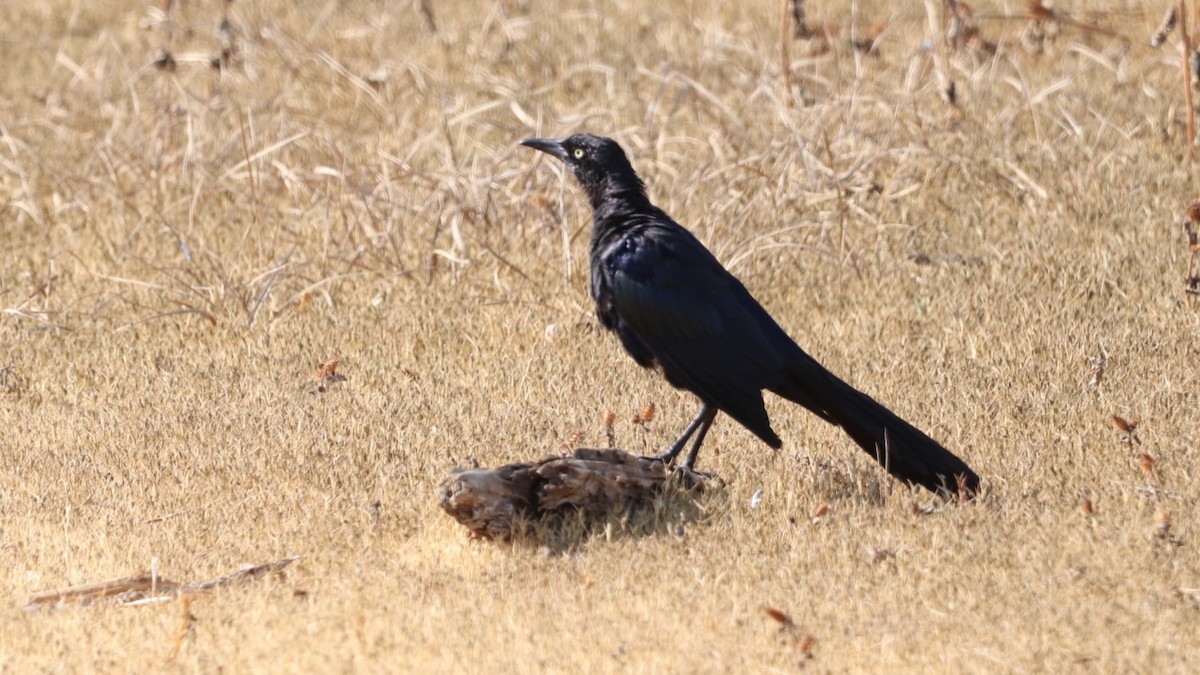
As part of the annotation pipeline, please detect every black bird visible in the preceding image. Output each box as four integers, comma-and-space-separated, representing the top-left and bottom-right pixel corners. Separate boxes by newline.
522, 133, 979, 496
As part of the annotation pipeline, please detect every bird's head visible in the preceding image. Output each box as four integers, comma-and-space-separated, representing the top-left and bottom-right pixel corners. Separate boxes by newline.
521, 133, 646, 209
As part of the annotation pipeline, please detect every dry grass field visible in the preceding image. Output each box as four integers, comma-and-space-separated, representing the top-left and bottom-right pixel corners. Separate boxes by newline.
2, 0, 1199, 671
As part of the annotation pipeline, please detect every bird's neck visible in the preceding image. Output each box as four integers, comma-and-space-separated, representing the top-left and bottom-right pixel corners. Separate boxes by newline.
589, 191, 659, 255
584, 173, 651, 216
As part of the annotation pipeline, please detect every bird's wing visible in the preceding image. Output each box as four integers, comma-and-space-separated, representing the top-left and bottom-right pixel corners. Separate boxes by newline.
599, 222, 787, 444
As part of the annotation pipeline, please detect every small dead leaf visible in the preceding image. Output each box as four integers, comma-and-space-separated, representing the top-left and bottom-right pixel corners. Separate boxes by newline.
1111, 415, 1140, 444
1187, 200, 1200, 224
764, 606, 794, 627
1027, 0, 1055, 22
315, 358, 339, 380
1154, 509, 1172, 538
167, 594, 198, 660
560, 431, 584, 451
639, 402, 656, 424
1137, 453, 1156, 479
796, 633, 816, 657
153, 49, 177, 72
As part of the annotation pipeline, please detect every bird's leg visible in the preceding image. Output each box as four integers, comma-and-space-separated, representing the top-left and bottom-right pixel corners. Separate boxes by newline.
681, 406, 718, 470
655, 403, 716, 465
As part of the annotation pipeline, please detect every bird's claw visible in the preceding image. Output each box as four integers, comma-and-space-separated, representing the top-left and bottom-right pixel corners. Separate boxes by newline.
639, 453, 676, 468
637, 453, 713, 482
672, 465, 719, 490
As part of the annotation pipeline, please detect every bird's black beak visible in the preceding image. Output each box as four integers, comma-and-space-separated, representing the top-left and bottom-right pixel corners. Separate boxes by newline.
521, 137, 569, 162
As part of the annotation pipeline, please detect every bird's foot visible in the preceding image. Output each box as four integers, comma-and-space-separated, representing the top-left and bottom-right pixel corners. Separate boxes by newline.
637, 452, 711, 485
640, 447, 683, 467
651, 454, 678, 466
648, 441, 686, 461
671, 465, 720, 490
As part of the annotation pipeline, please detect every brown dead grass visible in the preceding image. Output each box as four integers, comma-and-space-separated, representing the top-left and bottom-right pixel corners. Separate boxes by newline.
1, 0, 1198, 671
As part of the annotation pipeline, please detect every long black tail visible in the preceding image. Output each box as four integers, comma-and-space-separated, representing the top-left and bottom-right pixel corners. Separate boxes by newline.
772, 361, 980, 497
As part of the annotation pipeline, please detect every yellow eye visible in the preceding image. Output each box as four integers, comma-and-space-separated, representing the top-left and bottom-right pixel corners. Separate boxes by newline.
572, 148, 585, 159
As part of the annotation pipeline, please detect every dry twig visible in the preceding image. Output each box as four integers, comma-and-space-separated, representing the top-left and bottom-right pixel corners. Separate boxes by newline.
24, 558, 298, 611
1181, 3, 1197, 149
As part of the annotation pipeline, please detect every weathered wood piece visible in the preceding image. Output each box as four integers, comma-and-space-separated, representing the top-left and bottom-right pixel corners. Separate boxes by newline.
437, 448, 710, 540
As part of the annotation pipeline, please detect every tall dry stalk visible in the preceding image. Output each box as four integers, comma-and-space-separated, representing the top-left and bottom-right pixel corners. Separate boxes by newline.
923, 0, 955, 104
1182, 2, 1196, 150
779, 0, 796, 108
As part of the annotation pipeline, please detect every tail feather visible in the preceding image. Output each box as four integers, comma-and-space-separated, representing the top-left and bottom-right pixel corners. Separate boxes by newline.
773, 364, 979, 497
